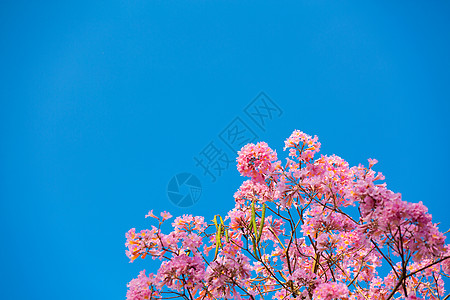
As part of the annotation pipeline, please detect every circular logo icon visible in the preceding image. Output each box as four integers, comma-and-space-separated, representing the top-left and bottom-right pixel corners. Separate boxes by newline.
167, 173, 202, 208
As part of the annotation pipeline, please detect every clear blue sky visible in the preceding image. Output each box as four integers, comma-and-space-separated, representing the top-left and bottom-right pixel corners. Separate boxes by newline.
1, 1, 450, 299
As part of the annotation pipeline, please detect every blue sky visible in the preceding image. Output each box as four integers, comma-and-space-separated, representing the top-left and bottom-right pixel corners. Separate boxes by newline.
1, 1, 450, 299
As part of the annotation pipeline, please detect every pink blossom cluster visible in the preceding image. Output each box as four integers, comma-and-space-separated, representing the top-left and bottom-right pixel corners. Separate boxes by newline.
126, 270, 156, 300
313, 282, 349, 300
283, 130, 321, 162
204, 242, 253, 299
125, 130, 450, 300
237, 142, 279, 184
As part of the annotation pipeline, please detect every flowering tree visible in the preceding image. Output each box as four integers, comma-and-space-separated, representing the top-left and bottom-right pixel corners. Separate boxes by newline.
125, 130, 450, 300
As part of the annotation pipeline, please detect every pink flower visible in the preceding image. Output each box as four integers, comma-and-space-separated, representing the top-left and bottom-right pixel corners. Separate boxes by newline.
237, 142, 278, 183
313, 282, 349, 300
205, 243, 252, 298
126, 270, 153, 300
160, 211, 172, 221
442, 245, 450, 275
233, 179, 278, 206
368, 158, 378, 168
145, 210, 158, 219
283, 130, 321, 162
156, 253, 205, 292
172, 214, 207, 233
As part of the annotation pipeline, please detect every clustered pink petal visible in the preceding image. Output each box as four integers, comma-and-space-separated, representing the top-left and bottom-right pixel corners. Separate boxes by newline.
442, 245, 450, 275
157, 253, 205, 291
283, 130, 321, 162
172, 214, 207, 233
313, 282, 349, 300
234, 179, 280, 206
205, 243, 252, 299
126, 270, 153, 300
237, 142, 278, 183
